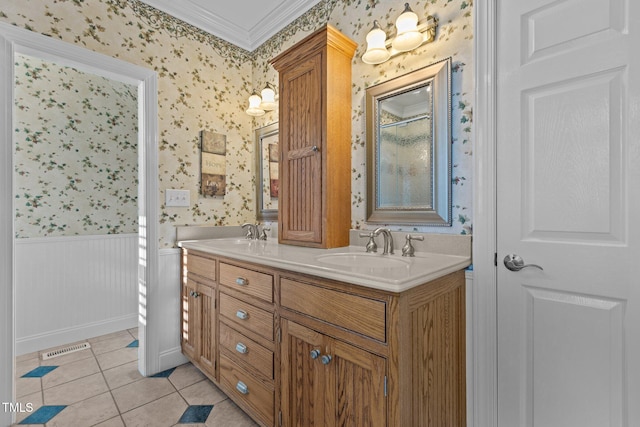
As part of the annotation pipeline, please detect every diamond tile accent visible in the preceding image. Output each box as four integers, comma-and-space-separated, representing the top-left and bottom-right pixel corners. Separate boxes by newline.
21, 365, 58, 378
126, 339, 139, 348
150, 367, 176, 378
178, 405, 214, 423
19, 405, 66, 424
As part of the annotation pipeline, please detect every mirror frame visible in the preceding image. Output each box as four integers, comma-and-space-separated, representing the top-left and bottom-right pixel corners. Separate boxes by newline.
255, 122, 279, 221
365, 57, 452, 226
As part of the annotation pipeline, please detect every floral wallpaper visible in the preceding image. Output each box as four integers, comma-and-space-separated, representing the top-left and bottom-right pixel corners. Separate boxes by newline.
13, 53, 138, 238
1, 0, 473, 246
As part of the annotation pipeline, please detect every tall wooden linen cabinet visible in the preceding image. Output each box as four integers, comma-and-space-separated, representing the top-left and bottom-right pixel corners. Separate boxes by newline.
270, 25, 357, 248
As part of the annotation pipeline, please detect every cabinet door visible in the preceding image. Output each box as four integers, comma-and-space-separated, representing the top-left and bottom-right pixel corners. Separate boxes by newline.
279, 53, 323, 245
326, 339, 386, 427
197, 283, 216, 378
281, 320, 327, 427
181, 278, 200, 360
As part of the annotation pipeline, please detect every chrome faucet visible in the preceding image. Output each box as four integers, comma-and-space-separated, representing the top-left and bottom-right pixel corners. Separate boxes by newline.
241, 223, 259, 240
373, 227, 394, 255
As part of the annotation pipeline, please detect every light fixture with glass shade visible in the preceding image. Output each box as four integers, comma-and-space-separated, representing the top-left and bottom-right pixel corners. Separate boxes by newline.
361, 3, 437, 65
246, 91, 265, 116
392, 3, 423, 52
362, 21, 391, 65
259, 83, 277, 111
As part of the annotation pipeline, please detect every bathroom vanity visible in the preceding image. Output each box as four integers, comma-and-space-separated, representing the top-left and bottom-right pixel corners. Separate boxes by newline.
179, 237, 470, 426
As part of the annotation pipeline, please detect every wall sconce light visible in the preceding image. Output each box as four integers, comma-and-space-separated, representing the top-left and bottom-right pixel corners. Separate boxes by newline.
362, 3, 437, 65
245, 83, 278, 116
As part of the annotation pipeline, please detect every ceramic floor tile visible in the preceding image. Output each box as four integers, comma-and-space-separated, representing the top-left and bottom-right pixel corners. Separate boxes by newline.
42, 356, 99, 389
102, 360, 144, 390
94, 416, 125, 427
16, 377, 41, 398
88, 330, 134, 344
95, 347, 138, 371
178, 405, 213, 423
205, 399, 258, 427
179, 379, 227, 405
15, 359, 42, 378
43, 372, 109, 406
21, 366, 57, 378
127, 328, 138, 339
17, 405, 66, 424
168, 363, 206, 390
46, 392, 119, 427
91, 334, 138, 355
14, 391, 42, 424
120, 392, 187, 427
16, 351, 39, 364
111, 377, 176, 413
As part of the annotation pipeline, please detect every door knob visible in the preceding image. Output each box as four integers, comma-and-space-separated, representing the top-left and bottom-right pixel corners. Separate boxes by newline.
310, 349, 321, 359
503, 254, 543, 272
321, 355, 332, 365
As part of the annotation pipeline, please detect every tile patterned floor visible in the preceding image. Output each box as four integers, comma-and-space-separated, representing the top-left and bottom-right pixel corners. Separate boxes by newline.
14, 329, 258, 426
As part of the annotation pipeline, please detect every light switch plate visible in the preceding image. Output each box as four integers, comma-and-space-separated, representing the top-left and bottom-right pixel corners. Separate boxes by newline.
165, 189, 190, 207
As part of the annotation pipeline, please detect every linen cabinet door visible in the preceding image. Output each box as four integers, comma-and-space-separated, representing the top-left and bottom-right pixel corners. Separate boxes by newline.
278, 53, 323, 246
280, 320, 327, 427
181, 278, 200, 361
327, 339, 386, 427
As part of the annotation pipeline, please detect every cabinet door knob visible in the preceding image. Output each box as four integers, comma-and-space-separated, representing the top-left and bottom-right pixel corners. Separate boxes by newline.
236, 310, 248, 320
236, 381, 249, 395
236, 342, 248, 354
321, 355, 332, 365
311, 145, 319, 152
235, 277, 248, 286
310, 349, 321, 359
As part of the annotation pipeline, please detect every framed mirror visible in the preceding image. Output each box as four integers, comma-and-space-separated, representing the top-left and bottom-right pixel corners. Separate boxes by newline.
365, 57, 452, 226
255, 123, 279, 221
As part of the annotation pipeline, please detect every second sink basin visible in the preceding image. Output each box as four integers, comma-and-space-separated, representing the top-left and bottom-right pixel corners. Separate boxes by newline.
315, 252, 411, 270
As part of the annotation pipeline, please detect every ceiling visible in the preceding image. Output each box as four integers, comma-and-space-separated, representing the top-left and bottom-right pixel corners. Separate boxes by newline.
139, 0, 323, 52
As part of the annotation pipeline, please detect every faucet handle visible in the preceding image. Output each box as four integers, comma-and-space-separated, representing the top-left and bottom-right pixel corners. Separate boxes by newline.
241, 223, 255, 239
359, 232, 378, 253
402, 234, 424, 257
259, 227, 270, 240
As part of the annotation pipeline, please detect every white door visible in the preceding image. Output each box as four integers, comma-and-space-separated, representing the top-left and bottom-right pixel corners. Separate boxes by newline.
497, 0, 640, 426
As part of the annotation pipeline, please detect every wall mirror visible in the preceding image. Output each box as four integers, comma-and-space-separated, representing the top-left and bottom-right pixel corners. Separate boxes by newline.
255, 123, 279, 221
366, 57, 452, 225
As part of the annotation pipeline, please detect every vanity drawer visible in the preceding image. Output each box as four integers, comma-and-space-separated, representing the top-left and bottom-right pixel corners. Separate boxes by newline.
219, 262, 273, 302
219, 322, 274, 379
280, 278, 386, 342
184, 251, 216, 281
220, 354, 274, 427
219, 293, 274, 341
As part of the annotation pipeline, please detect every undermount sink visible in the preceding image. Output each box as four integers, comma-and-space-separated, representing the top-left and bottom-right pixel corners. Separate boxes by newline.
315, 252, 411, 270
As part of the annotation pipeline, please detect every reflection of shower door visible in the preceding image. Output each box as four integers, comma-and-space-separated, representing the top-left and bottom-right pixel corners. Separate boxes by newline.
378, 116, 431, 209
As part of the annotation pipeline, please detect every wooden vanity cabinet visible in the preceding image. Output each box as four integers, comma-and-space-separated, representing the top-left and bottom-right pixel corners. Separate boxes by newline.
270, 25, 357, 249
181, 249, 466, 427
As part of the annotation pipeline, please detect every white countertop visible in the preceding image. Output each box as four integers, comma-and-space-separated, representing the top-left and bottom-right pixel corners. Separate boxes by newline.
178, 238, 471, 292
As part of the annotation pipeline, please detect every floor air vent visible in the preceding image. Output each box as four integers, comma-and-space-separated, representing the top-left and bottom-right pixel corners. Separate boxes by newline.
42, 342, 91, 360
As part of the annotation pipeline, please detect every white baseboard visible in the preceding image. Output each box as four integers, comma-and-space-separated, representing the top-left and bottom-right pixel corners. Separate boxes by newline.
159, 346, 189, 372
16, 313, 138, 355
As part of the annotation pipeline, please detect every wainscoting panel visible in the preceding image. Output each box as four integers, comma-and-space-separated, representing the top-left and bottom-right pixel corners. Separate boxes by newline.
15, 234, 138, 355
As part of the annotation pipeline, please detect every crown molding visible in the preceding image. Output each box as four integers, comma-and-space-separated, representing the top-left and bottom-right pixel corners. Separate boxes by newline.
139, 0, 321, 52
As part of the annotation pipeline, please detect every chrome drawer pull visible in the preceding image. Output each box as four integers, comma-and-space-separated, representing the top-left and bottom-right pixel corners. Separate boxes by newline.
235, 277, 248, 286
236, 310, 248, 320
236, 380, 249, 395
236, 342, 248, 354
